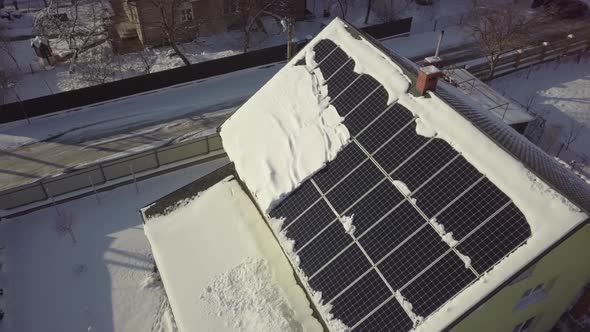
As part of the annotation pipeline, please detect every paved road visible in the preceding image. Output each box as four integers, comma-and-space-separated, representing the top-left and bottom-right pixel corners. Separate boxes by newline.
1, 16, 588, 193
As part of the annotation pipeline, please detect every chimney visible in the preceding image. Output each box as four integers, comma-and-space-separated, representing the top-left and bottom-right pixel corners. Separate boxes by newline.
416, 65, 442, 96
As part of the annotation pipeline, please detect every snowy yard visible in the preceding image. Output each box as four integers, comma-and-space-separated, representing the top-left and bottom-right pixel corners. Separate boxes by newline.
491, 55, 590, 173
0, 157, 228, 332
0, 0, 493, 103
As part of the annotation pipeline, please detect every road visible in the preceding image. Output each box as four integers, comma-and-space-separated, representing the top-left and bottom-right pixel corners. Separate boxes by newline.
1, 16, 589, 193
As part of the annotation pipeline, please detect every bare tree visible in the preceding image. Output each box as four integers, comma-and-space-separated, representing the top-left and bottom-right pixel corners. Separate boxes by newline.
463, 1, 545, 80
563, 118, 585, 151
236, 0, 296, 52
54, 210, 77, 244
34, 0, 112, 70
149, 0, 195, 66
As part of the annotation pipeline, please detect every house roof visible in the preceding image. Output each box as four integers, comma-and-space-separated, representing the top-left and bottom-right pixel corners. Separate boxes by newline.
219, 18, 590, 331
141, 168, 322, 332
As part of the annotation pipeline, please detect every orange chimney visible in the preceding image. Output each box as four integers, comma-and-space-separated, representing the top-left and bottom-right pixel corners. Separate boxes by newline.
416, 65, 442, 96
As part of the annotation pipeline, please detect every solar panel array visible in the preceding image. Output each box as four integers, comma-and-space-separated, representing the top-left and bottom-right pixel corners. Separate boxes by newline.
270, 39, 533, 330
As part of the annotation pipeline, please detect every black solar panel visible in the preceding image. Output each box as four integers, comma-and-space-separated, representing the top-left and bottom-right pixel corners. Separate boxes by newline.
284, 199, 336, 252
434, 178, 511, 241
297, 221, 352, 276
266, 38, 535, 331
353, 298, 413, 332
331, 75, 382, 117
378, 226, 450, 289
326, 161, 384, 213
325, 60, 360, 101
343, 87, 390, 136
400, 252, 477, 318
390, 138, 458, 192
309, 244, 372, 302
312, 143, 367, 192
373, 124, 430, 173
331, 270, 392, 327
413, 156, 483, 217
356, 104, 414, 153
269, 180, 319, 223
360, 202, 427, 261
344, 180, 405, 235
457, 204, 531, 274
312, 39, 338, 64
318, 48, 349, 80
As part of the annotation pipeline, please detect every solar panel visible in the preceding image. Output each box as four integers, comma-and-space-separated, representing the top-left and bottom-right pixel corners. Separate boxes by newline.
355, 103, 415, 153
456, 204, 531, 274
353, 298, 413, 332
378, 226, 450, 289
330, 270, 392, 327
412, 156, 484, 217
309, 244, 372, 302
326, 60, 360, 101
343, 180, 405, 235
267, 40, 533, 331
373, 124, 430, 174
331, 75, 381, 117
297, 221, 352, 275
343, 86, 390, 136
312, 143, 367, 192
318, 48, 349, 81
390, 138, 458, 192
284, 199, 336, 252
434, 178, 512, 241
325, 161, 384, 214
399, 252, 477, 318
269, 180, 320, 223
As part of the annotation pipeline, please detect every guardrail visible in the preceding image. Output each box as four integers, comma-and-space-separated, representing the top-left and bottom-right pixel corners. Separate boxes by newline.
468, 36, 590, 80
0, 133, 223, 210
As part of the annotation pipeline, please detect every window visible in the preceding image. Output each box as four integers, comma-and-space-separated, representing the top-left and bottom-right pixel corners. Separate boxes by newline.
513, 283, 547, 311
513, 316, 535, 332
223, 0, 238, 14
181, 8, 193, 22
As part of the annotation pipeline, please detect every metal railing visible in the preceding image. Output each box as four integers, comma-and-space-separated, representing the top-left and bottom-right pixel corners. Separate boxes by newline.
0, 133, 224, 210
467, 36, 590, 80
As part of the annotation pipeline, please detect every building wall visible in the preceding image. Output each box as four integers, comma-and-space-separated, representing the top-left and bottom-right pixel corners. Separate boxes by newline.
451, 224, 590, 332
129, 0, 306, 46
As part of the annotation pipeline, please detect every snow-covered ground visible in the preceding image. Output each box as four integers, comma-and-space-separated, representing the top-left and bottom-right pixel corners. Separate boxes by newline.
0, 0, 487, 103
0, 157, 228, 332
143, 177, 321, 332
491, 55, 590, 173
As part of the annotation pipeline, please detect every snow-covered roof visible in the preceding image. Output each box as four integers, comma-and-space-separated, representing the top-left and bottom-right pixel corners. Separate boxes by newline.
141, 176, 321, 332
220, 18, 590, 331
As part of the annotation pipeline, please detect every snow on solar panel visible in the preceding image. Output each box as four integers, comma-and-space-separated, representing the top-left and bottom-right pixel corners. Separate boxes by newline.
268, 40, 532, 330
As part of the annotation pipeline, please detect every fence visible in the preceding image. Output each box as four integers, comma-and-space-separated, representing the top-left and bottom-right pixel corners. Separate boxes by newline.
467, 35, 590, 80
0, 133, 224, 210
408, 13, 465, 35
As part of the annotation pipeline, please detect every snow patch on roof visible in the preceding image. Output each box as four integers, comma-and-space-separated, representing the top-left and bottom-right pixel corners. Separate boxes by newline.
143, 179, 321, 332
200, 258, 305, 331
220, 56, 349, 212
393, 180, 412, 197
339, 215, 356, 235
430, 217, 459, 248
